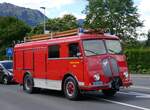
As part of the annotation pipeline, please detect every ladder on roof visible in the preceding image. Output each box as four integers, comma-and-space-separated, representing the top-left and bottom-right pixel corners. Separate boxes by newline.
25, 28, 104, 42
25, 29, 79, 42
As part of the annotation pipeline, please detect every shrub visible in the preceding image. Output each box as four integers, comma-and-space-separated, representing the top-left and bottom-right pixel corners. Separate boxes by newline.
124, 48, 150, 74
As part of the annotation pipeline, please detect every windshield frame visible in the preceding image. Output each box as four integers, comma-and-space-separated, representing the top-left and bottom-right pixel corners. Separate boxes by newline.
82, 39, 107, 57
82, 39, 123, 57
105, 39, 123, 55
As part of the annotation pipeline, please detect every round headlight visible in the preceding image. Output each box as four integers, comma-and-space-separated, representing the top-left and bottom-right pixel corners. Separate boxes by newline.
94, 74, 100, 81
123, 71, 129, 78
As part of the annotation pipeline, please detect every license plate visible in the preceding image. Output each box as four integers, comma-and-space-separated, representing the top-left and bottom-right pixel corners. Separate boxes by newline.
93, 81, 102, 85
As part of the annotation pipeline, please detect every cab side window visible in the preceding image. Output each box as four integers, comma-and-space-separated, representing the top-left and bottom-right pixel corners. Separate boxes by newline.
69, 43, 80, 57
48, 45, 60, 58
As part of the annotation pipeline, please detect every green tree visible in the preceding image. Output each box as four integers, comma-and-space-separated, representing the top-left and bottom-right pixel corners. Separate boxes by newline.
0, 16, 31, 45
61, 14, 78, 31
30, 14, 78, 35
0, 16, 31, 59
84, 0, 143, 41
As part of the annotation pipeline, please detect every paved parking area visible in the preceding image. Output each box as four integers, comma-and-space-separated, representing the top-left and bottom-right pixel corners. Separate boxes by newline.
0, 74, 150, 110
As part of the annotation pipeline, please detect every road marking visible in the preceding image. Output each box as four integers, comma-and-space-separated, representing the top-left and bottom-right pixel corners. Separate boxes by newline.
119, 91, 150, 96
101, 98, 150, 110
136, 96, 150, 98
118, 91, 150, 99
131, 92, 150, 98
132, 86, 150, 90
131, 75, 150, 78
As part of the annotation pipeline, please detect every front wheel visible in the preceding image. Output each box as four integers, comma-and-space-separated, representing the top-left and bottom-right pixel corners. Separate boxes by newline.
2, 76, 9, 84
102, 89, 117, 97
63, 77, 80, 100
23, 74, 35, 93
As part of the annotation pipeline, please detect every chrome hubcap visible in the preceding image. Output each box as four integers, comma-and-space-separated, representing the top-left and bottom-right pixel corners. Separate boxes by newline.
66, 81, 75, 97
25, 78, 32, 91
3, 77, 8, 84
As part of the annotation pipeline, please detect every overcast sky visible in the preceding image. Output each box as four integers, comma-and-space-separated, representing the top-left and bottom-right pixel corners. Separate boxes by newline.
0, 0, 149, 35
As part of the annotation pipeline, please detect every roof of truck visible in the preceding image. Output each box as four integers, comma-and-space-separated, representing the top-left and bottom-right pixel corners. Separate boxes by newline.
14, 30, 119, 49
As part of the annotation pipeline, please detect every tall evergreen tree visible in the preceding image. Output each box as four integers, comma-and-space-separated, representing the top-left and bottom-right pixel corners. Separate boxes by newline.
84, 0, 143, 41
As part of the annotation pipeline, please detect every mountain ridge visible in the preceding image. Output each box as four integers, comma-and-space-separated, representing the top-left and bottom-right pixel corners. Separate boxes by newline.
0, 3, 48, 26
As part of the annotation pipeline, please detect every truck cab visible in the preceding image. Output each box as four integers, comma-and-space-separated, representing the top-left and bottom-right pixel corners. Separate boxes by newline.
80, 35, 132, 91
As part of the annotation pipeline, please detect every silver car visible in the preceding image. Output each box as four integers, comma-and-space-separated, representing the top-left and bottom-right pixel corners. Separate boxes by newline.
0, 60, 13, 84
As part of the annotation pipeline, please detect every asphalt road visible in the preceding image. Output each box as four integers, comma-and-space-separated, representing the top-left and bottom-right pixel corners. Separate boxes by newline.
0, 74, 150, 110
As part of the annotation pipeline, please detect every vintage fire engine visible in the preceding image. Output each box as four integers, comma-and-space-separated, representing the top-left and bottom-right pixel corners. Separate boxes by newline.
13, 28, 132, 100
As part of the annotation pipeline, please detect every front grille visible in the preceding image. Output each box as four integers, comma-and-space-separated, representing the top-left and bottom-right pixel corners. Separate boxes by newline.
101, 59, 112, 77
101, 58, 119, 77
110, 58, 119, 76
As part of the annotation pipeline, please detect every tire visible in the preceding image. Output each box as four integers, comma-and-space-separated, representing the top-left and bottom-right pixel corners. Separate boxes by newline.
23, 74, 35, 94
2, 76, 9, 85
63, 76, 80, 100
102, 89, 117, 97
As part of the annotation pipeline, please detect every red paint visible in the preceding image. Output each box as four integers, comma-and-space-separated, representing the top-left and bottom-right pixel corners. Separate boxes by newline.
13, 33, 132, 91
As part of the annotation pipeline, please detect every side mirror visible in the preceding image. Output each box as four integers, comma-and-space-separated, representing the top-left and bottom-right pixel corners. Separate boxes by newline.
77, 52, 82, 57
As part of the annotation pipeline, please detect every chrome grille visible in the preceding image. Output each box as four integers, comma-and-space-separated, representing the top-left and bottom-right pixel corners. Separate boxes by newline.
101, 59, 112, 77
110, 58, 119, 76
101, 58, 119, 77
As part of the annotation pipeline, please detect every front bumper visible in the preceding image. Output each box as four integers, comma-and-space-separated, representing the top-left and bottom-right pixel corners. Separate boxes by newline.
80, 83, 110, 91
79, 80, 132, 91
8, 75, 15, 83
122, 80, 133, 87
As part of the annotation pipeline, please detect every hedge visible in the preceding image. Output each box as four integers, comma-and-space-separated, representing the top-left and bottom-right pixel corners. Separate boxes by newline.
124, 48, 150, 74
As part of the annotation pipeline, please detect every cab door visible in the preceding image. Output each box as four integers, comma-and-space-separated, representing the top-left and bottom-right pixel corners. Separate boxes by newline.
67, 43, 84, 82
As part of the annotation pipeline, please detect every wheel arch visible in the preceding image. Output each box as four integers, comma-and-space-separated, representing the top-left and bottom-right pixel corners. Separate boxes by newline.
22, 71, 33, 84
1, 74, 9, 84
61, 73, 79, 91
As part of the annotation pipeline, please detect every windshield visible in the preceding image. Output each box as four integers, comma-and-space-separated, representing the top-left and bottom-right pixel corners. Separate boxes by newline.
83, 40, 107, 56
105, 40, 122, 54
1, 62, 13, 69
83, 39, 122, 56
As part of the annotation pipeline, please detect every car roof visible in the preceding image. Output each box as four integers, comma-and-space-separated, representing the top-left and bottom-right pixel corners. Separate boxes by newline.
0, 60, 12, 63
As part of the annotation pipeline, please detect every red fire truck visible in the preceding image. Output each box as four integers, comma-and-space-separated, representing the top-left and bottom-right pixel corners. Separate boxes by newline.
13, 29, 132, 100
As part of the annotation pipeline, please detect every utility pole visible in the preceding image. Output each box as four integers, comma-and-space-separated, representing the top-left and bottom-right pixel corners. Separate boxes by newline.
40, 7, 46, 34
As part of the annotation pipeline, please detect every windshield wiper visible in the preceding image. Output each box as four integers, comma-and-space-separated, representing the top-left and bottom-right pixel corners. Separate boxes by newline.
108, 49, 122, 54
85, 49, 99, 55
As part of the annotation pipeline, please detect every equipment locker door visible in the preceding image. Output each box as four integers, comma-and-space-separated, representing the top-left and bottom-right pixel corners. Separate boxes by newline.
14, 50, 23, 83
33, 48, 47, 79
